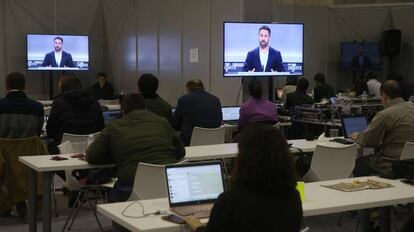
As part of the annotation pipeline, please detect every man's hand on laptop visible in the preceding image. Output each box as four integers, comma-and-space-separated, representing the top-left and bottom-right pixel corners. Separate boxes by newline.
351, 132, 360, 141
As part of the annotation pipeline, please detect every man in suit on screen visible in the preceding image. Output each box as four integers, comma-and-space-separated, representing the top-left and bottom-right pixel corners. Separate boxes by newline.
243, 25, 285, 72
42, 36, 74, 68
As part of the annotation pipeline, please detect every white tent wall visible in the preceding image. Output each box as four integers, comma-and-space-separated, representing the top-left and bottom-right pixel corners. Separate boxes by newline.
0, 0, 413, 103
273, 3, 414, 92
0, 0, 6, 92
102, 0, 243, 105
1, 0, 104, 99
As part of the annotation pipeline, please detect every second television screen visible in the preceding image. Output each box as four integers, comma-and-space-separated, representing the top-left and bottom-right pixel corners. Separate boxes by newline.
27, 34, 89, 71
224, 22, 303, 77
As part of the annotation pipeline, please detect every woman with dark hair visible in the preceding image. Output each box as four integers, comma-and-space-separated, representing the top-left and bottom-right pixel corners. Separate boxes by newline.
205, 123, 303, 231
46, 73, 104, 151
238, 80, 278, 129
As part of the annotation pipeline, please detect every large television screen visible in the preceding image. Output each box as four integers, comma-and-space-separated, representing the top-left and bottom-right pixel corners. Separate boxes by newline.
341, 42, 382, 71
224, 22, 304, 77
27, 34, 89, 71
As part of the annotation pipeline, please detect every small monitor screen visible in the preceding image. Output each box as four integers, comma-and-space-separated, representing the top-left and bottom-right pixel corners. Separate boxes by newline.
342, 116, 368, 138
27, 34, 89, 71
341, 42, 382, 70
224, 22, 304, 77
166, 163, 224, 205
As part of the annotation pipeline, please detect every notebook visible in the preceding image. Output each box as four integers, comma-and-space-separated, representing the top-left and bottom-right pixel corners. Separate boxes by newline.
221, 106, 240, 124
341, 115, 368, 138
165, 161, 225, 218
102, 110, 122, 125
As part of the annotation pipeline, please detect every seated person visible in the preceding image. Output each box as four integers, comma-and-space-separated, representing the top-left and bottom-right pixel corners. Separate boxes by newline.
313, 73, 335, 103
387, 72, 414, 101
86, 94, 185, 202
285, 78, 314, 113
238, 79, 278, 130
138, 73, 173, 123
173, 80, 222, 146
281, 76, 297, 102
0, 72, 44, 139
351, 80, 414, 178
366, 71, 381, 98
204, 123, 303, 231
46, 74, 104, 150
349, 77, 368, 97
285, 78, 314, 139
88, 72, 115, 100
0, 72, 44, 218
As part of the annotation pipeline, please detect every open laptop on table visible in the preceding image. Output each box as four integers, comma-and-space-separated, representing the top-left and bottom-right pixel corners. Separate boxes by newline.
222, 106, 240, 124
102, 110, 122, 125
331, 115, 368, 144
165, 161, 225, 218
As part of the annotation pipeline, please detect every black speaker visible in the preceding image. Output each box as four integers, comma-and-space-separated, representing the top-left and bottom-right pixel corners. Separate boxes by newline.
380, 29, 402, 56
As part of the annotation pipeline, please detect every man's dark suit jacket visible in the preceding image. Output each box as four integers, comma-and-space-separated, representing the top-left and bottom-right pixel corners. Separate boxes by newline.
352, 55, 372, 70
243, 47, 284, 72
173, 89, 223, 146
42, 51, 74, 67
313, 83, 335, 103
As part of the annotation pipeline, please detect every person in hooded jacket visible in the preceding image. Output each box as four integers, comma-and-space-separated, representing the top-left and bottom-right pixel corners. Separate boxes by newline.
46, 73, 104, 153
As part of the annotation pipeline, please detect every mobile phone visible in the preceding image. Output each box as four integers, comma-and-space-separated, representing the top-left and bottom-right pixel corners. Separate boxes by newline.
401, 179, 414, 186
161, 214, 186, 224
50, 155, 68, 161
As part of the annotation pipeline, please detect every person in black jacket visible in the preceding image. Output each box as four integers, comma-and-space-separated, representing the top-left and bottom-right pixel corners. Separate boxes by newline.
88, 72, 114, 100
173, 79, 222, 146
285, 78, 314, 139
0, 72, 44, 218
313, 73, 335, 103
0, 72, 44, 139
46, 73, 104, 152
205, 123, 303, 231
285, 78, 314, 113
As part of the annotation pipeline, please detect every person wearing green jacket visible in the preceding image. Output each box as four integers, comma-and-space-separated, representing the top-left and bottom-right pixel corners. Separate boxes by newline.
86, 93, 185, 202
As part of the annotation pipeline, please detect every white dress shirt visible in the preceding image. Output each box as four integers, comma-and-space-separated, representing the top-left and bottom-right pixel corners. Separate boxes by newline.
54, 51, 62, 67
259, 49, 269, 71
367, 79, 381, 98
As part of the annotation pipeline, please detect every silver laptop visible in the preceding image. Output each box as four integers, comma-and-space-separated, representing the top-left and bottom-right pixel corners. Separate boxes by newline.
222, 106, 240, 124
165, 161, 225, 218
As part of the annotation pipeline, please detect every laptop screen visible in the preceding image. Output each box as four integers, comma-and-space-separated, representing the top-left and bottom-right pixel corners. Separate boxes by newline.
102, 110, 122, 125
341, 115, 368, 138
165, 161, 225, 207
222, 106, 240, 122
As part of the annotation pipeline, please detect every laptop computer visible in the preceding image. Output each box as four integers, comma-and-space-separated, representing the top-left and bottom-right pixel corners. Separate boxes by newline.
341, 115, 368, 138
165, 161, 225, 218
221, 106, 240, 124
102, 110, 122, 125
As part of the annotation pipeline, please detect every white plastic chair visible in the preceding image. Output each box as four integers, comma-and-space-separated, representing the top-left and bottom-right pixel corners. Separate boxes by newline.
61, 132, 100, 144
190, 126, 225, 146
400, 142, 414, 160
303, 144, 357, 182
128, 160, 187, 201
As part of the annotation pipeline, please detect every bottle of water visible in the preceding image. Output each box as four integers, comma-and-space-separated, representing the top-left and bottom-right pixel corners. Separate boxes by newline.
361, 91, 368, 104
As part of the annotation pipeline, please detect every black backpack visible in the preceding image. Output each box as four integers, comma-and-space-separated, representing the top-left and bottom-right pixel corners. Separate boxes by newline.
392, 159, 414, 179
